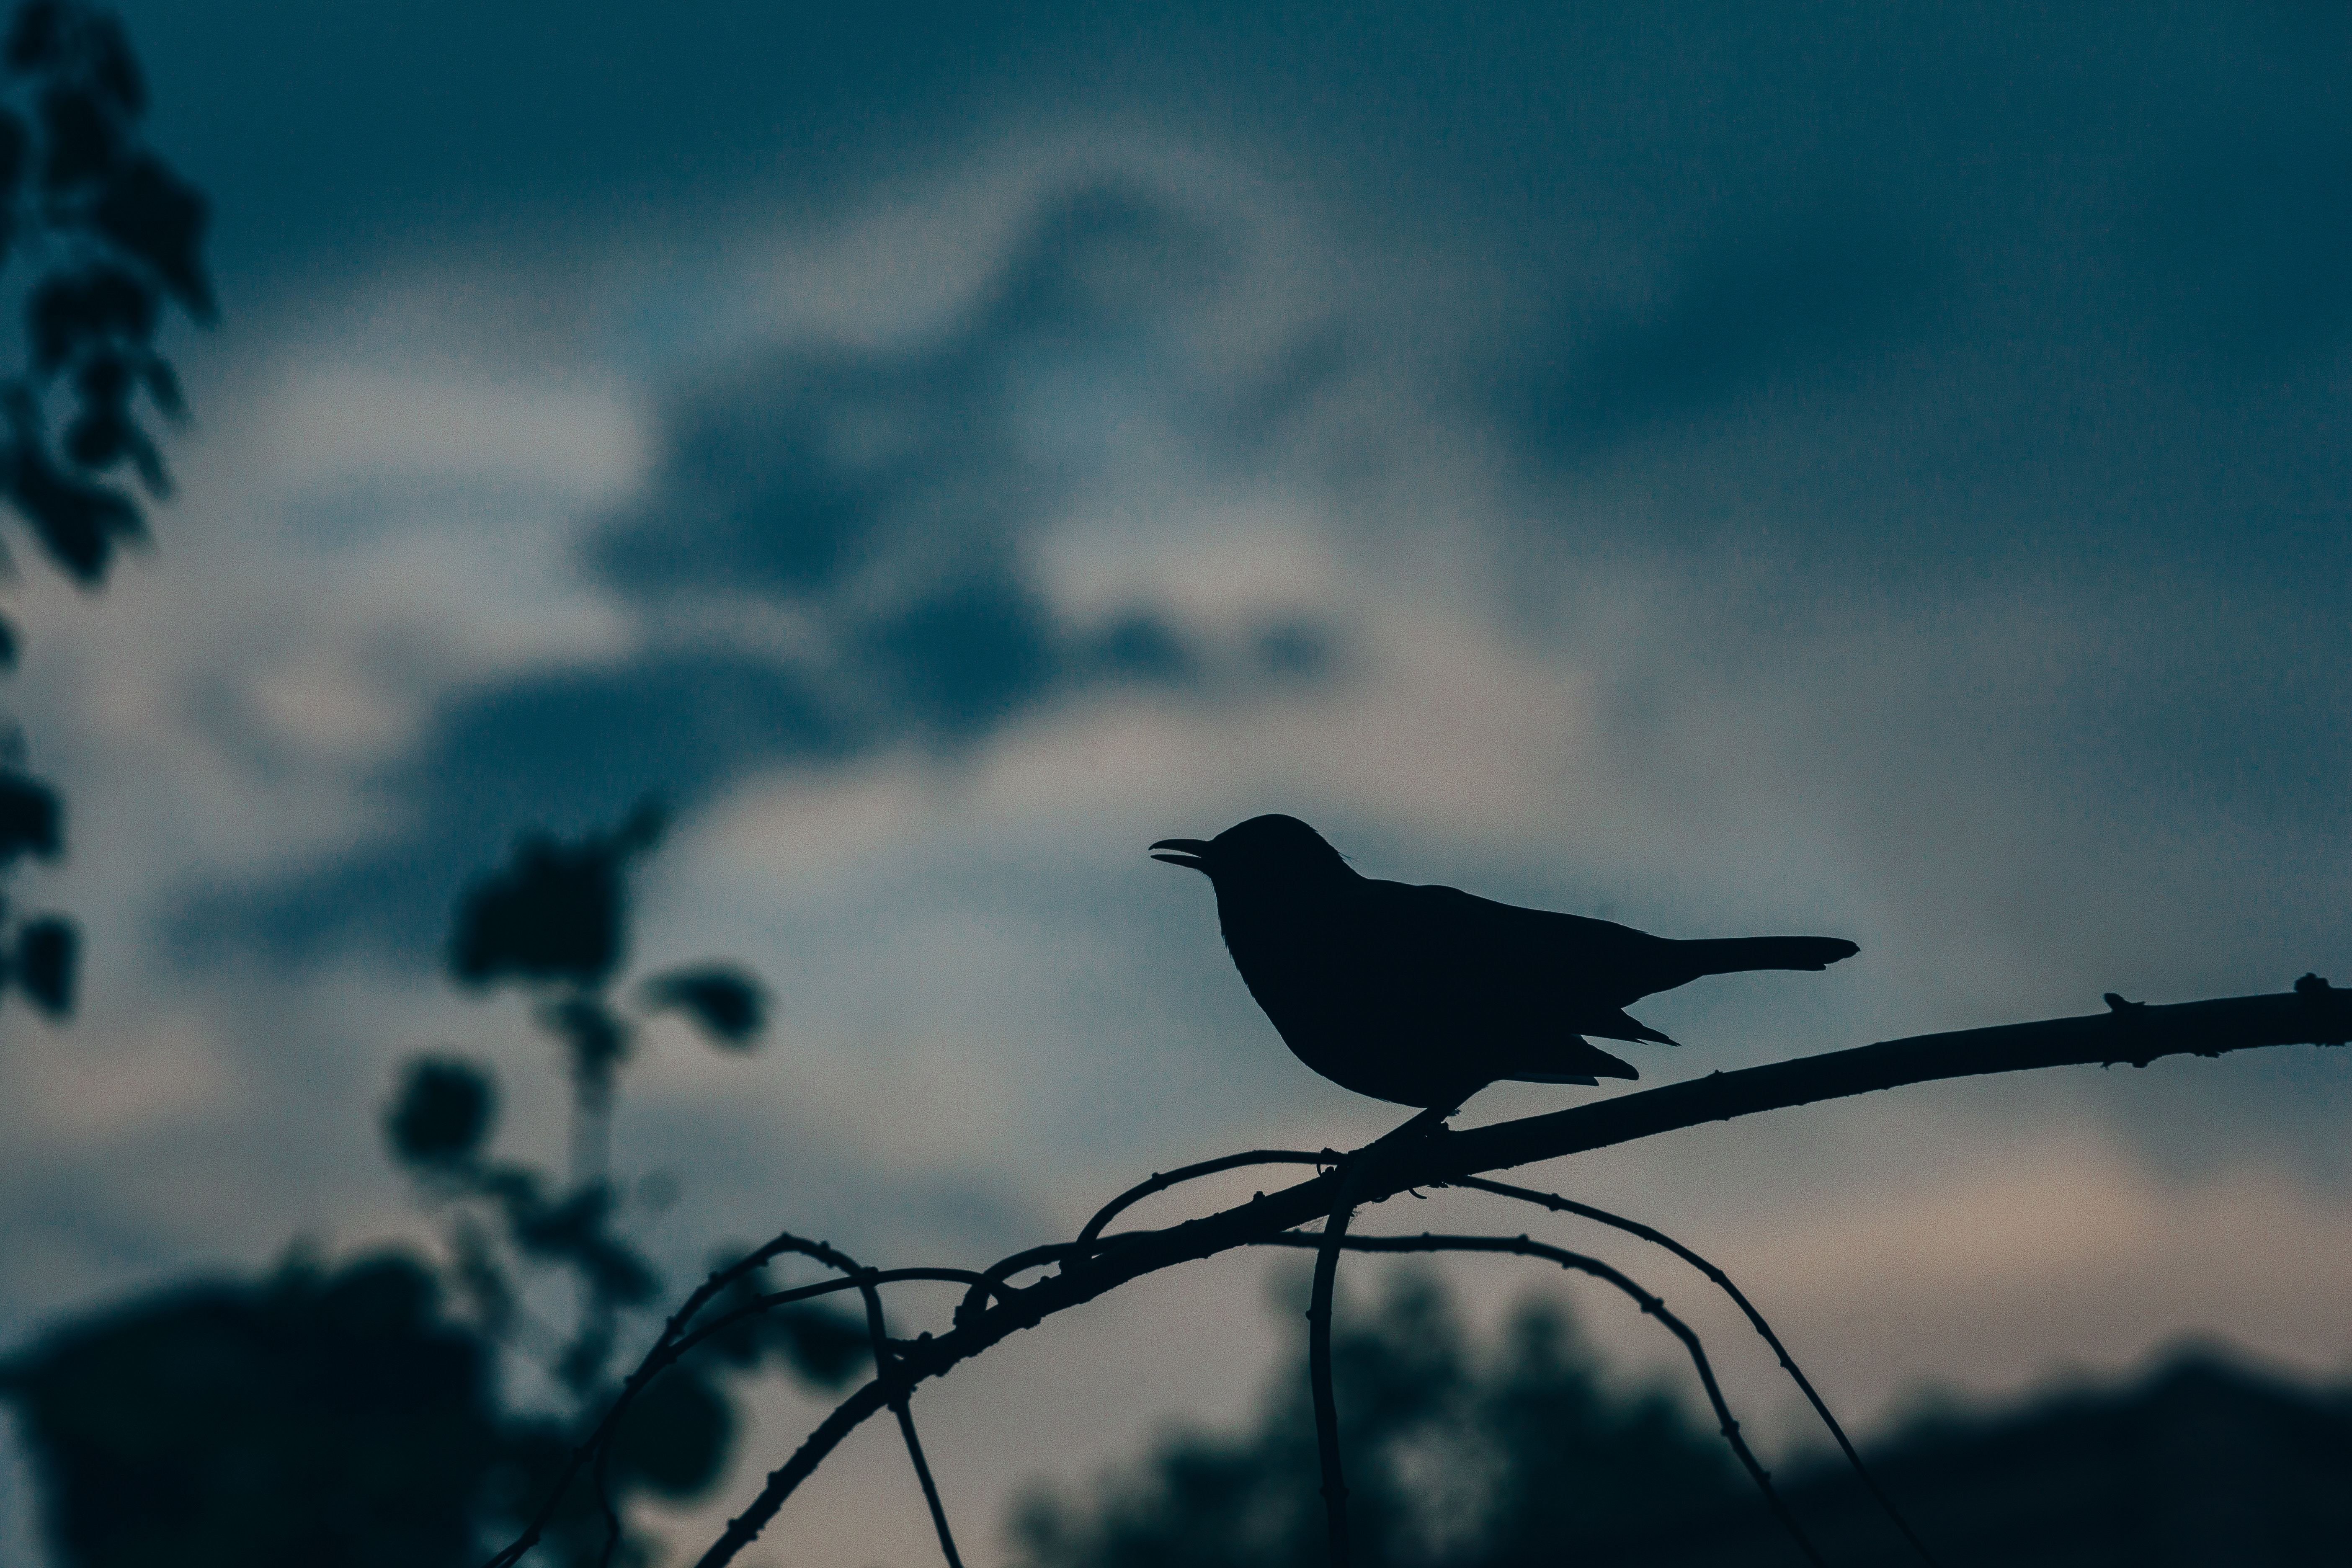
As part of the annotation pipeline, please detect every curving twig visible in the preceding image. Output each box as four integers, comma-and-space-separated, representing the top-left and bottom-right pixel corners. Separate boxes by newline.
671, 982, 2346, 1568
951, 1242, 1089, 1330
1451, 1174, 1940, 1565
487, 1228, 874, 1568
855, 1268, 965, 1568
1076, 1150, 1329, 1250
1307, 1162, 1369, 1568
1307, 1103, 1462, 1567
950, 1153, 1333, 1329
1260, 1230, 1828, 1567
672, 1268, 1008, 1363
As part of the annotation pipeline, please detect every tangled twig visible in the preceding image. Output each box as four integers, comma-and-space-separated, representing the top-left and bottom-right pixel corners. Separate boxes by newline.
1450, 1174, 1940, 1565
1256, 1230, 1827, 1567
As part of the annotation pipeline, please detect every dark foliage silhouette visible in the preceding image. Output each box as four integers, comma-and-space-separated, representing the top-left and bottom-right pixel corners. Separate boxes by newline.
1150, 814, 1858, 1104
1016, 1271, 1740, 1568
3, 1253, 502, 1568
1018, 1277, 2352, 1568
442, 797, 765, 1183
2, 807, 862, 1568
1603, 1353, 2352, 1565
0, 0, 209, 1023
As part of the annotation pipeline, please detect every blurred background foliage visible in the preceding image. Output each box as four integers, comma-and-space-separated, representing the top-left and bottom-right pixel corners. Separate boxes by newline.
0, 0, 211, 1027
3, 805, 870, 1568
1016, 1272, 2352, 1568
1014, 1271, 1742, 1568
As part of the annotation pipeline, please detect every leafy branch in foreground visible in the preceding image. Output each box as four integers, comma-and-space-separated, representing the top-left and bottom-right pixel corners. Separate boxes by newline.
482, 975, 2348, 1568
0, 0, 212, 1027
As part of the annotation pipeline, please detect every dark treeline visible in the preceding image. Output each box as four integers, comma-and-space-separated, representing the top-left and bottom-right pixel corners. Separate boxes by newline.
1018, 1271, 2352, 1568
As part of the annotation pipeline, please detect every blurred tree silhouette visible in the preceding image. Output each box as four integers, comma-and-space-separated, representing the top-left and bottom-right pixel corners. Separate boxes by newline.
2, 807, 868, 1568
1014, 1270, 1738, 1568
0, 0, 211, 1022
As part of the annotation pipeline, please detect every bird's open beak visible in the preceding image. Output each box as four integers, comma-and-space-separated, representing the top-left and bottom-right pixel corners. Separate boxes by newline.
1149, 837, 1214, 871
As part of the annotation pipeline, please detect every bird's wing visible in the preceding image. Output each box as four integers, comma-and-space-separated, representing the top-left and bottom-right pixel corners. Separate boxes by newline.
1386, 883, 1669, 987
1352, 881, 1676, 1054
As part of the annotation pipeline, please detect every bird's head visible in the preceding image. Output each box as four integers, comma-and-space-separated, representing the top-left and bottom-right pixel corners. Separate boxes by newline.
1150, 814, 1354, 890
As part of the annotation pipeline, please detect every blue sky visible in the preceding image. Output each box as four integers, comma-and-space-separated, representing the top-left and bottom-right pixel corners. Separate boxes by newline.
4, 3, 2350, 1560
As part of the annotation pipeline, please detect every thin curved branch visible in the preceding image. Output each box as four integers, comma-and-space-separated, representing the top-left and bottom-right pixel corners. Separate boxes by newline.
486, 1229, 874, 1568
1307, 1163, 1368, 1568
1451, 1174, 1939, 1566
672, 1268, 1008, 1364
684, 982, 2349, 1568
952, 1242, 1088, 1330
1076, 1150, 1329, 1250
856, 1268, 965, 1568
951, 1153, 1332, 1328
1261, 1231, 1826, 1567
1305, 1103, 1458, 1568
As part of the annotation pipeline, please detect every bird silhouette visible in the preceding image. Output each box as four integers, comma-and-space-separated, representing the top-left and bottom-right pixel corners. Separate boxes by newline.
1151, 814, 1859, 1107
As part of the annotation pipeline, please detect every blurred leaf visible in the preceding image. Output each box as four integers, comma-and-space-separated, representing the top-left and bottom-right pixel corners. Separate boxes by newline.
554, 1310, 615, 1398
449, 805, 666, 992
83, 14, 142, 116
446, 1215, 515, 1342
15, 914, 74, 1016
3, 430, 142, 583
0, 771, 62, 864
387, 1056, 496, 1166
0, 613, 17, 669
3, 1, 61, 71
684, 1256, 867, 1388
538, 994, 630, 1082
0, 107, 26, 198
639, 964, 767, 1048
30, 269, 157, 371
137, 354, 183, 418
36, 83, 113, 188
770, 1302, 871, 1390
611, 1369, 733, 1500
91, 154, 213, 319
505, 1185, 659, 1309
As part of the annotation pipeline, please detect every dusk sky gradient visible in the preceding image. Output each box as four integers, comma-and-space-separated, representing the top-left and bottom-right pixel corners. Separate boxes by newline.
3, 4, 2349, 1562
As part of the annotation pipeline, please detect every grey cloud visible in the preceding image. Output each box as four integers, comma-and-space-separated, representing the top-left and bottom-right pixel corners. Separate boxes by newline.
175, 180, 1336, 965
1506, 206, 1925, 462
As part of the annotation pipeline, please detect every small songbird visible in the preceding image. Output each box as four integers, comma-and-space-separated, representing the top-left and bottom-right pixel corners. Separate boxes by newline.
1151, 814, 1859, 1107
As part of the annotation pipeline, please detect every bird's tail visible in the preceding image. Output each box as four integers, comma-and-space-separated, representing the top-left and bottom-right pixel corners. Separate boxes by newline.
1675, 935, 1859, 977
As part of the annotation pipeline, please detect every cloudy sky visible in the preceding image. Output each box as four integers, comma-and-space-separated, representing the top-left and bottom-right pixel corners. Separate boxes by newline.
5, 2, 2351, 1561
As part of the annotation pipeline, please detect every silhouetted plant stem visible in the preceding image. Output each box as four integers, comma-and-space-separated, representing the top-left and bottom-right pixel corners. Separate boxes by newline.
1261, 1231, 1827, 1567
951, 1241, 1090, 1329
674, 1268, 1010, 1361
856, 1267, 966, 1568
486, 1260, 1020, 1568
592, 1437, 624, 1568
664, 983, 2344, 1568
1307, 1101, 1459, 1568
952, 1155, 1339, 1328
1307, 1158, 1368, 1568
1451, 1173, 1940, 1566
485, 1228, 881, 1568
1076, 1150, 1331, 1248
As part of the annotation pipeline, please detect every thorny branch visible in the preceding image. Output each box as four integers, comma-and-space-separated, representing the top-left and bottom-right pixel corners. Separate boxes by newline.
1255, 1231, 1827, 1567
1449, 1173, 1940, 1565
479, 980, 2346, 1568
856, 1268, 966, 1568
1308, 1102, 1460, 1567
